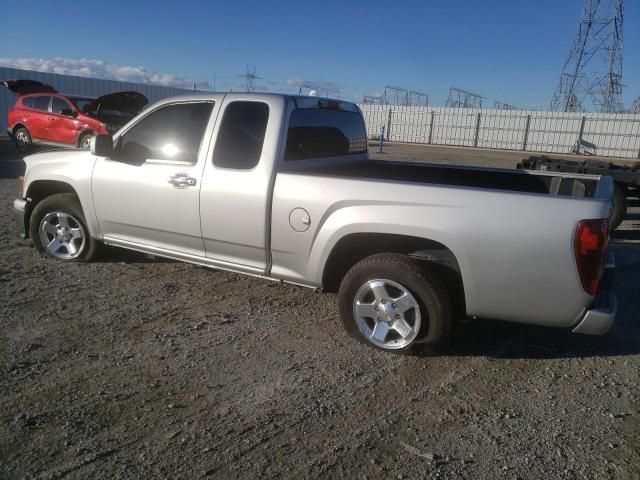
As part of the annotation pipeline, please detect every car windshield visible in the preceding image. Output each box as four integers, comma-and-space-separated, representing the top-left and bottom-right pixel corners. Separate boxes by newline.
68, 97, 94, 112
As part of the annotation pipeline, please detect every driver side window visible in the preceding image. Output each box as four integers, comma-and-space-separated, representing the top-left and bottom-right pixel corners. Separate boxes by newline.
116, 102, 213, 164
51, 97, 72, 115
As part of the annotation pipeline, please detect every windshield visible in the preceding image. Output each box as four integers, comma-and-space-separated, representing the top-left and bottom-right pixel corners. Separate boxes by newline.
68, 97, 94, 112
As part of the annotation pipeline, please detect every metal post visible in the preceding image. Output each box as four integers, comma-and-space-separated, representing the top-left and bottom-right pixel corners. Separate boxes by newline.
473, 112, 482, 147
522, 114, 531, 151
575, 116, 587, 154
386, 109, 393, 142
379, 126, 385, 153
428, 111, 435, 144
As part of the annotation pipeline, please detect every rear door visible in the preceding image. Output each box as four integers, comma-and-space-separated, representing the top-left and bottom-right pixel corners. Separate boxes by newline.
49, 97, 78, 145
25, 95, 51, 140
199, 95, 285, 271
92, 100, 218, 257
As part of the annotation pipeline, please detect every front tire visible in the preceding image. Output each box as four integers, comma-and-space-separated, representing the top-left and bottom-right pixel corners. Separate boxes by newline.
338, 253, 452, 353
29, 193, 100, 261
78, 132, 93, 150
14, 127, 32, 153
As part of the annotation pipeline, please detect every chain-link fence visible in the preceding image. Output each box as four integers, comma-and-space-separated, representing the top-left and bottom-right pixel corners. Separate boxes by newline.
359, 104, 640, 159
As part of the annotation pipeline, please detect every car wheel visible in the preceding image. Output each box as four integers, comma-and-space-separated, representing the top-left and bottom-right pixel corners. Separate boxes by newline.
79, 132, 93, 150
338, 253, 452, 353
14, 127, 32, 153
29, 193, 100, 262
609, 183, 627, 231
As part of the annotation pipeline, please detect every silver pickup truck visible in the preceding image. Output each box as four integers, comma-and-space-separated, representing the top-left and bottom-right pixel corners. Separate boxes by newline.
13, 93, 617, 353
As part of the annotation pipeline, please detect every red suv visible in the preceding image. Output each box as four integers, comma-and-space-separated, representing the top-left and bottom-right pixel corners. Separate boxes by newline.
3, 80, 148, 152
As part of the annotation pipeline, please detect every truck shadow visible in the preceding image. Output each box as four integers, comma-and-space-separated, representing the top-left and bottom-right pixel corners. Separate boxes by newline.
442, 317, 639, 360
97, 246, 177, 264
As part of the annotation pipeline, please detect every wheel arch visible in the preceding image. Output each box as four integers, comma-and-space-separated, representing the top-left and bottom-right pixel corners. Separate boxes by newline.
23, 180, 80, 238
76, 129, 94, 147
12, 123, 28, 135
321, 232, 466, 317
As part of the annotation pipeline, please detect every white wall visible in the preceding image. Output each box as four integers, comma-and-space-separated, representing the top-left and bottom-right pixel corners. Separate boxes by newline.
359, 104, 640, 159
1, 67, 198, 135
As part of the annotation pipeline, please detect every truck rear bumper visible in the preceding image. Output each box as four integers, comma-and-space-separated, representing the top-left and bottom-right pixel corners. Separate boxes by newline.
572, 252, 616, 335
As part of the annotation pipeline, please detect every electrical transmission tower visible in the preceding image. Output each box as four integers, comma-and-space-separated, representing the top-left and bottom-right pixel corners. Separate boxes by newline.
550, 0, 624, 113
383, 86, 429, 106
384, 86, 409, 106
363, 95, 384, 105
494, 100, 519, 110
446, 87, 484, 109
409, 90, 429, 106
239, 65, 261, 92
630, 97, 640, 114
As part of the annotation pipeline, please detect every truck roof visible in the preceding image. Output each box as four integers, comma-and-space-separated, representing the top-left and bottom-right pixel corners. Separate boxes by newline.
148, 92, 359, 111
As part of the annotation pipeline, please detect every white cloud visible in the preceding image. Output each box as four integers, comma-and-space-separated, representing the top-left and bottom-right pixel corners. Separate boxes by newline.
0, 57, 211, 90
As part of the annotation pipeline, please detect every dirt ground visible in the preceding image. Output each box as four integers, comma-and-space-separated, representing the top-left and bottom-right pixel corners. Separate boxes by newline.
1, 139, 639, 479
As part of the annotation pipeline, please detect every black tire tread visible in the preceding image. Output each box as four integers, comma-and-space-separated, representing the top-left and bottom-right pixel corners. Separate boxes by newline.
338, 253, 452, 353
29, 193, 100, 262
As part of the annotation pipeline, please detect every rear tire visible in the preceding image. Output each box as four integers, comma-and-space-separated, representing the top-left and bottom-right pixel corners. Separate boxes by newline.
29, 193, 100, 262
14, 127, 32, 153
338, 253, 452, 354
609, 183, 627, 231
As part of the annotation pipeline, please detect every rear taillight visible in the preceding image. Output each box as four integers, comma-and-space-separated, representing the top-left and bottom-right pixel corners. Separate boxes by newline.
574, 219, 609, 295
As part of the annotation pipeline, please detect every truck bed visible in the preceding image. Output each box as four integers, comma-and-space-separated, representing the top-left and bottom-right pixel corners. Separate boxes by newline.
282, 159, 601, 198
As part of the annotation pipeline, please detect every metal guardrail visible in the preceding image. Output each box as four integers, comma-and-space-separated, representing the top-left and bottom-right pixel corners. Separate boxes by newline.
359, 105, 640, 159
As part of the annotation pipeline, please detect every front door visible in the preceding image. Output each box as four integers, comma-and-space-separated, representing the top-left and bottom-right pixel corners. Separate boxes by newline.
92, 100, 217, 257
49, 97, 78, 145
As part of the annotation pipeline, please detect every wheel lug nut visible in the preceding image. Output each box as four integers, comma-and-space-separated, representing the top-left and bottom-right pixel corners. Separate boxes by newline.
374, 306, 378, 311
392, 303, 397, 308
381, 299, 386, 304
395, 314, 401, 319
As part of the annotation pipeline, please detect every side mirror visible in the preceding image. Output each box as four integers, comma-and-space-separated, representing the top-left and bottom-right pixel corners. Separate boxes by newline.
90, 135, 113, 157
60, 108, 76, 117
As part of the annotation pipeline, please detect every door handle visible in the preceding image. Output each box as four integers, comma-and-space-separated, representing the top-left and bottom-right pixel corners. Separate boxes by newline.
48, 116, 54, 120
168, 173, 197, 188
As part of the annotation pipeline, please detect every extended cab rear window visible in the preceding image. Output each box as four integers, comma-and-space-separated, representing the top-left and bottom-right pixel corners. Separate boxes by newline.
213, 101, 269, 170
285, 108, 367, 161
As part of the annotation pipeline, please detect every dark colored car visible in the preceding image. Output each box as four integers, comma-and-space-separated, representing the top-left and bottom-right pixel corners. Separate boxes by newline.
2, 80, 148, 152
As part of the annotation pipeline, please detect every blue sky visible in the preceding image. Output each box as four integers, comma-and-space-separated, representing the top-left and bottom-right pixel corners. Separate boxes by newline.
0, 0, 638, 109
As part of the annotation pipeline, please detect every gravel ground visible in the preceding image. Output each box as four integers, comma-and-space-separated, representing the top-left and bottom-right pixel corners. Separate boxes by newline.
1, 140, 639, 479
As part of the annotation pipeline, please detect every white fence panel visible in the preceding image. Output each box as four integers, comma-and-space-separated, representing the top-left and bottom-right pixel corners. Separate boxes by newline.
359, 104, 640, 159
